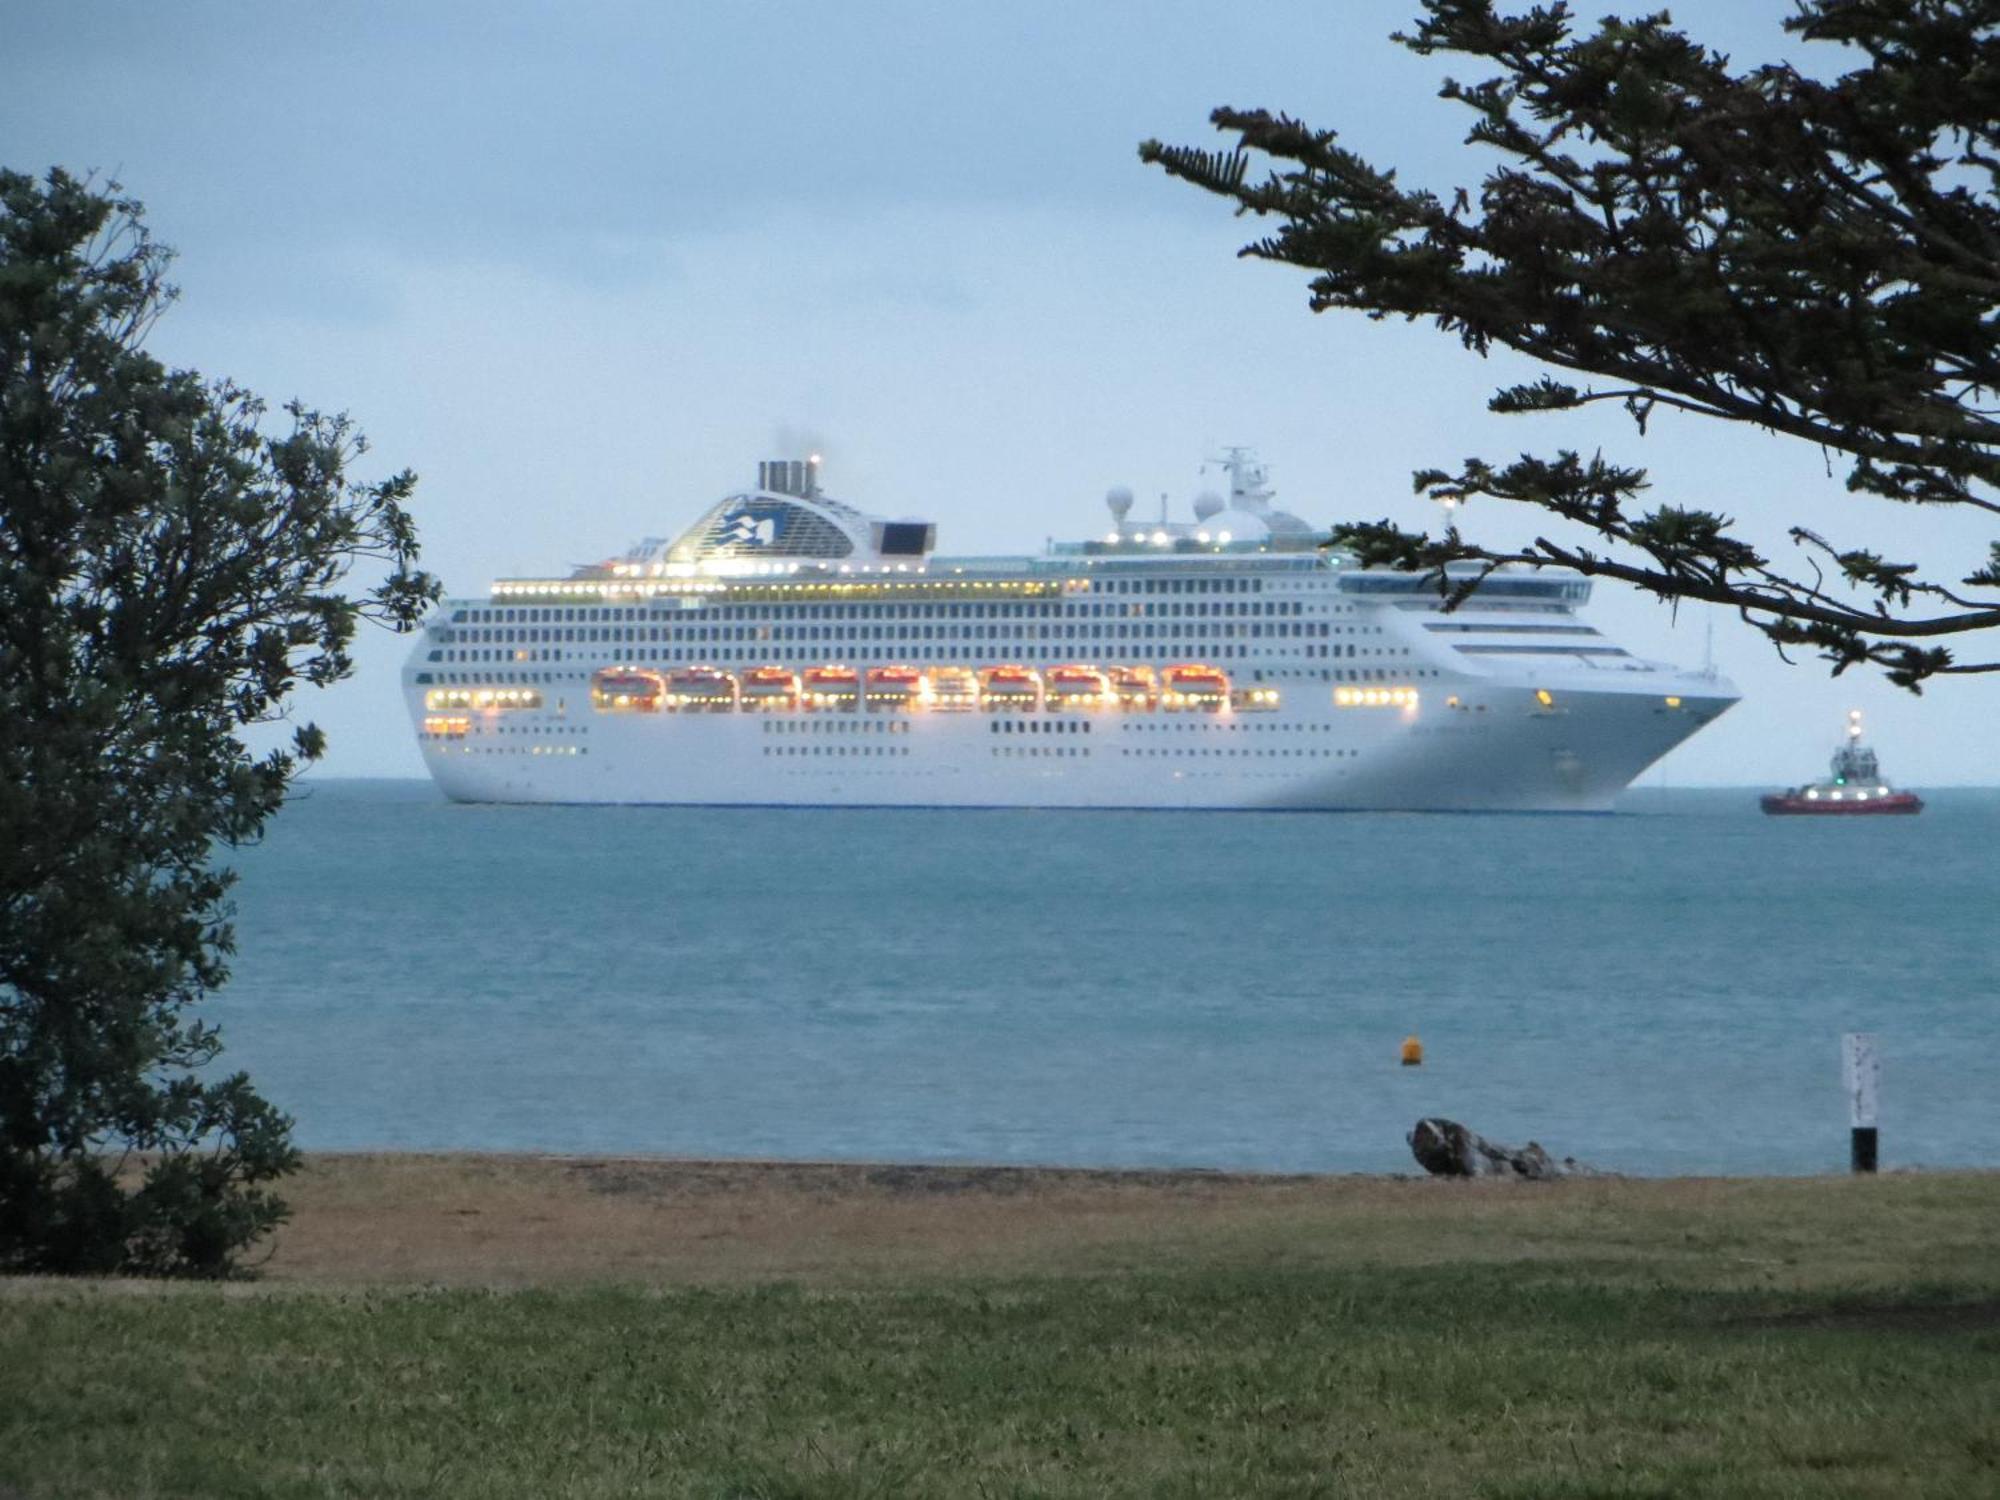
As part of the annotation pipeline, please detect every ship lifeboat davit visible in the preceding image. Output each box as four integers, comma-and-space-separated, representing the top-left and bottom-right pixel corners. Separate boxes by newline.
1046, 664, 1114, 710
802, 664, 860, 711
865, 664, 927, 711
1163, 663, 1230, 711
978, 664, 1042, 712
927, 666, 978, 712
1111, 665, 1158, 711
741, 665, 800, 711
591, 667, 665, 714
667, 666, 738, 711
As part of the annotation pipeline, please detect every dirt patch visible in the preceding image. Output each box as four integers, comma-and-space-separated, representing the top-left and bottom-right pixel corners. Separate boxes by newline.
563, 1157, 1313, 1203
106, 1153, 1992, 1292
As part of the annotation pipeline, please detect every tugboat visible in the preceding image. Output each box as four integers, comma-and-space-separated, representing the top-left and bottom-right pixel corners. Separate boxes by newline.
1761, 711, 1923, 815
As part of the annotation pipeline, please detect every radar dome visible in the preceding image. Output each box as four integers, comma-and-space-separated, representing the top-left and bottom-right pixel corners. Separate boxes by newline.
1192, 490, 1224, 521
1105, 486, 1135, 521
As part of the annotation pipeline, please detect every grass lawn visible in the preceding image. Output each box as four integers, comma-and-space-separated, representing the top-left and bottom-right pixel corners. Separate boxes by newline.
3, 1157, 1997, 1498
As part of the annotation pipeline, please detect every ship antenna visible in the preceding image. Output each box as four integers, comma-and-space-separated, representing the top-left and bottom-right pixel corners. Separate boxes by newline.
1701, 613, 1716, 680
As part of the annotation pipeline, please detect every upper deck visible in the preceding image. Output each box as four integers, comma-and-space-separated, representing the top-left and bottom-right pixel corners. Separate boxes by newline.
468, 452, 1589, 613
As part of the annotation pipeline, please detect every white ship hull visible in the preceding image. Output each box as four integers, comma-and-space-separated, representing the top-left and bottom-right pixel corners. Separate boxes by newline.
416, 691, 1727, 811
404, 455, 1738, 812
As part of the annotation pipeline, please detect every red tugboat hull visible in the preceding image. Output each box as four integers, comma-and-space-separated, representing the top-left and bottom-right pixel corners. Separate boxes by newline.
1760, 792, 1924, 815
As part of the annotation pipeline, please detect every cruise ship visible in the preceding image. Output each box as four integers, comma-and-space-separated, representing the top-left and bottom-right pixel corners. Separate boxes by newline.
403, 452, 1738, 810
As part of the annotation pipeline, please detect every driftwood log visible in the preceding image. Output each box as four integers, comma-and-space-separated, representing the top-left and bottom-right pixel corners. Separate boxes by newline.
1408, 1117, 1597, 1180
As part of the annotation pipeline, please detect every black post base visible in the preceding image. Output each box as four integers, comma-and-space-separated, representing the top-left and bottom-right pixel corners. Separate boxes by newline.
1851, 1126, 1878, 1174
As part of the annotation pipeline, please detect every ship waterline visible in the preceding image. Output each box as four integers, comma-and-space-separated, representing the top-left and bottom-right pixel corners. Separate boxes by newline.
404, 453, 1738, 811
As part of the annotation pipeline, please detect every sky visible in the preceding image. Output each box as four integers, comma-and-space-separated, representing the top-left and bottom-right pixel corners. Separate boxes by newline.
6, 0, 1992, 785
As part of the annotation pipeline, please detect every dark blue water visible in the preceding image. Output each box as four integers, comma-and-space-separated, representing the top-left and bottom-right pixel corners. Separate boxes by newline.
214, 781, 2000, 1175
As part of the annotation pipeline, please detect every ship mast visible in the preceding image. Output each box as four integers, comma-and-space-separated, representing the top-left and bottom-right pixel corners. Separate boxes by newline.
1830, 709, 1879, 784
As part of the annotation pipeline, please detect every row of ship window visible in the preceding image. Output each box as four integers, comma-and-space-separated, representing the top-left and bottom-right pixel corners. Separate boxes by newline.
765, 719, 912, 734
1125, 747, 1353, 758
441, 611, 1347, 647
417, 666, 1412, 694
430, 644, 1372, 668
449, 578, 1313, 627
429, 708, 1392, 738
433, 635, 1389, 665
435, 741, 1359, 762
448, 599, 1321, 633
748, 744, 1360, 763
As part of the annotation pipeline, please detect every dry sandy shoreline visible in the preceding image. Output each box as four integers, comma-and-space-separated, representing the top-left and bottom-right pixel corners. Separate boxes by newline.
145, 1150, 1992, 1290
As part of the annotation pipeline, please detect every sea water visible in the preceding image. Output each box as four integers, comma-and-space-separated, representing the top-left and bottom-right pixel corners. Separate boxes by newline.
213, 781, 2000, 1175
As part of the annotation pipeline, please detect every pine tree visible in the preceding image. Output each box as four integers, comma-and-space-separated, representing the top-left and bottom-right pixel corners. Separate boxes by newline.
0, 168, 436, 1275
1142, 0, 2000, 686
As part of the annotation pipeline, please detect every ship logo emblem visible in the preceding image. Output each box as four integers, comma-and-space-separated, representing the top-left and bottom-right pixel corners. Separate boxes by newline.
717, 503, 783, 549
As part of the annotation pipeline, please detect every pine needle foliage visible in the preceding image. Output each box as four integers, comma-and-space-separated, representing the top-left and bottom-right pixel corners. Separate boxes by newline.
0, 168, 437, 1276
1141, 0, 2000, 686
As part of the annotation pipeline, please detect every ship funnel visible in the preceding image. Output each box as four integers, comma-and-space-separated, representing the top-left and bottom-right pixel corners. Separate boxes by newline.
759, 459, 815, 497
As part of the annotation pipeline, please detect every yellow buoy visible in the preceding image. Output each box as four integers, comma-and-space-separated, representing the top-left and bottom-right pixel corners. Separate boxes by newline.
1400, 1035, 1424, 1067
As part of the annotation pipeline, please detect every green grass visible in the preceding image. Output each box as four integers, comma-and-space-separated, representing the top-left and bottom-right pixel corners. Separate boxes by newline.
6, 1259, 1998, 1497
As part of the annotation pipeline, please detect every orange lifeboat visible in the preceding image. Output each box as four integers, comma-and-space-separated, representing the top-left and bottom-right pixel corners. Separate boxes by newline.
927, 666, 978, 712
1111, 665, 1158, 711
1046, 664, 1113, 710
978, 664, 1042, 712
667, 666, 738, 711
740, 665, 800, 711
590, 667, 665, 714
865, 664, 926, 711
802, 664, 860, 711
1162, 663, 1230, 711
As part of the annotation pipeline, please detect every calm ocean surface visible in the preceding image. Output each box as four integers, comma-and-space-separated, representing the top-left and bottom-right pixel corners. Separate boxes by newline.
215, 781, 2000, 1176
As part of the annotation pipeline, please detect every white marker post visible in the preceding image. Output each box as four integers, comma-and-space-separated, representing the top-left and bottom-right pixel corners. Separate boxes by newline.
1842, 1032, 1880, 1174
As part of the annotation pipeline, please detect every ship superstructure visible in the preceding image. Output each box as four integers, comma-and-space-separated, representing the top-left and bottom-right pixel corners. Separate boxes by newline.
403, 453, 1739, 810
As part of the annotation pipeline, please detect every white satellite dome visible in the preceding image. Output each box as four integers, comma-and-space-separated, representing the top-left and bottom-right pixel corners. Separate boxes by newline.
1192, 490, 1224, 521
1105, 486, 1135, 521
